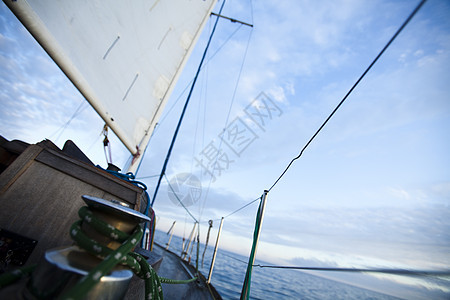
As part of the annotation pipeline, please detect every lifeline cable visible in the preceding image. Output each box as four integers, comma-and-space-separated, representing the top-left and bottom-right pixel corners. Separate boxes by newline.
267, 0, 428, 193
254, 264, 450, 276
205, 197, 259, 223
223, 197, 260, 219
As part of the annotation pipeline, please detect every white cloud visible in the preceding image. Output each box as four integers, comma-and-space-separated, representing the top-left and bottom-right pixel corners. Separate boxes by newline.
388, 187, 411, 201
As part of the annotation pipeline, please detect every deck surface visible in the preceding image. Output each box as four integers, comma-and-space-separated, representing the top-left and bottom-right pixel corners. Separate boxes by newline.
151, 242, 221, 300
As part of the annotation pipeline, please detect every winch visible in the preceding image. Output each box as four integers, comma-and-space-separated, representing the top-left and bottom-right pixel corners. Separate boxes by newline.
1, 195, 151, 300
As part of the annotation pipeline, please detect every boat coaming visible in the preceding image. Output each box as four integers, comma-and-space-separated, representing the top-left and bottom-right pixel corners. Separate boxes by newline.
0, 137, 221, 299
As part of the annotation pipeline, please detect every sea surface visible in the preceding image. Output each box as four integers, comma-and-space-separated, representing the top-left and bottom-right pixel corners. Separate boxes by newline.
153, 230, 400, 300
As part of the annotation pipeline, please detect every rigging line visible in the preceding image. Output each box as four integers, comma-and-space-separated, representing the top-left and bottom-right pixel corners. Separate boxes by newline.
136, 174, 161, 180
133, 122, 160, 176
196, 43, 211, 218
211, 13, 253, 27
191, 73, 203, 173
220, 251, 249, 265
223, 197, 260, 219
267, 0, 428, 193
200, 21, 212, 169
86, 129, 104, 154
224, 28, 254, 131
253, 265, 450, 277
196, 194, 257, 223
152, 24, 244, 135
249, 0, 254, 24
164, 174, 198, 223
191, 28, 210, 176
151, 0, 227, 207
199, 23, 254, 221
49, 100, 87, 141
200, 42, 209, 181
86, 136, 102, 152
195, 0, 258, 225
197, 20, 213, 218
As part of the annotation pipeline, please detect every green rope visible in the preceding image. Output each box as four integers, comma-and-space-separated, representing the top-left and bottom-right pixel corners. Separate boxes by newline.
159, 276, 198, 284
78, 206, 129, 242
129, 252, 163, 299
0, 206, 197, 299
64, 206, 199, 299
60, 222, 145, 300
69, 220, 141, 271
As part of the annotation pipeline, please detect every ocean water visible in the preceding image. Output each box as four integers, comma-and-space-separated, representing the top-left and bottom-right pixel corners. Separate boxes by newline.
153, 230, 399, 300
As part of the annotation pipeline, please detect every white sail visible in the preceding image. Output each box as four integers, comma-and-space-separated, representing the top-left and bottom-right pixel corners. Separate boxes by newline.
5, 0, 217, 171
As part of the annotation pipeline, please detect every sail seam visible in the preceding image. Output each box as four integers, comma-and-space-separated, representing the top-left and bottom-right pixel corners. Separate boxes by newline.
103, 35, 120, 60
122, 73, 139, 101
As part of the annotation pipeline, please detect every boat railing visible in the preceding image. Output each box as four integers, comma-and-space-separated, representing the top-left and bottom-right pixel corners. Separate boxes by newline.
159, 216, 225, 285
165, 221, 176, 250
207, 217, 224, 283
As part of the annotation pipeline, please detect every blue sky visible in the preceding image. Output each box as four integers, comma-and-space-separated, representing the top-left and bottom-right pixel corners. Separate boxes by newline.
1, 0, 449, 299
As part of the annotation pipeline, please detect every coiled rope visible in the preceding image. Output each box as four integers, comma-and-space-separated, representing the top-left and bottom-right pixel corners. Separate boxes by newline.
0, 206, 197, 299
62, 212, 160, 300
62, 206, 198, 299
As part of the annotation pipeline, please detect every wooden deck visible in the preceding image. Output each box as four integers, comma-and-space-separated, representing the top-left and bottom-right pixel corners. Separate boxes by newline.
150, 242, 222, 300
